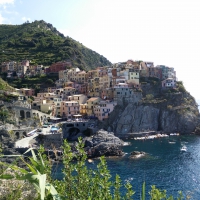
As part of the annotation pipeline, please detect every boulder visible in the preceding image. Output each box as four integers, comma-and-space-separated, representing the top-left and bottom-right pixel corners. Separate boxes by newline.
84, 129, 124, 147
92, 142, 124, 157
84, 129, 124, 158
129, 151, 146, 159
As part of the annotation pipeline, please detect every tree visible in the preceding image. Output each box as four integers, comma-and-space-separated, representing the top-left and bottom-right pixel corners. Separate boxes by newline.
178, 85, 186, 93
46, 79, 54, 85
0, 107, 10, 124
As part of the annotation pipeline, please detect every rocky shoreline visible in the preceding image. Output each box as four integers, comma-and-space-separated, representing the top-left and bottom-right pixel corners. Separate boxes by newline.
1, 126, 199, 163
0, 129, 126, 162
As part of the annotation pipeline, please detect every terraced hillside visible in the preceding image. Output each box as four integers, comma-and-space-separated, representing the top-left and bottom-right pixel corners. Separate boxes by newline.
0, 20, 111, 70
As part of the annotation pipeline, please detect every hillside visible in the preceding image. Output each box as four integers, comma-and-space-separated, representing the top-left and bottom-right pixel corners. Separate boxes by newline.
0, 20, 111, 70
0, 77, 14, 91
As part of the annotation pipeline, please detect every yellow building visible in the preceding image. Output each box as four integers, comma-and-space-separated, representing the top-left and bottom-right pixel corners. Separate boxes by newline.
88, 77, 100, 97
87, 70, 98, 79
80, 103, 87, 115
99, 75, 109, 90
74, 71, 87, 83
86, 97, 100, 116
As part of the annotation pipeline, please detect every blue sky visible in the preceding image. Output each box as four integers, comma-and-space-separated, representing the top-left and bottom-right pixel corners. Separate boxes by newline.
1, 0, 200, 103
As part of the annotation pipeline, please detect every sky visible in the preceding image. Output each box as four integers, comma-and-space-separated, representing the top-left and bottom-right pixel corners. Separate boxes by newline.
0, 0, 200, 103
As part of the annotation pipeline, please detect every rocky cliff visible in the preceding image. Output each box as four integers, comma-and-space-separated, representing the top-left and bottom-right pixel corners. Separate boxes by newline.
102, 79, 200, 135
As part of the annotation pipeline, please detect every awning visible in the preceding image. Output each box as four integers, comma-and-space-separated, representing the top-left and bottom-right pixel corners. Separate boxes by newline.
73, 114, 82, 117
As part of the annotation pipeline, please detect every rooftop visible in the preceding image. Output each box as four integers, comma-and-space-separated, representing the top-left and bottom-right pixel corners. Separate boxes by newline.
87, 97, 99, 102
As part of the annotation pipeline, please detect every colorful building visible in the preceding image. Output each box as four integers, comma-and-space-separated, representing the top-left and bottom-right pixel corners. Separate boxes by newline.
60, 101, 80, 118
162, 78, 176, 89
86, 97, 100, 116
93, 100, 117, 121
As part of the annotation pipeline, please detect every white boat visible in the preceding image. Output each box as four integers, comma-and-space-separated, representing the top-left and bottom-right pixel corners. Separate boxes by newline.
88, 159, 94, 164
180, 145, 187, 152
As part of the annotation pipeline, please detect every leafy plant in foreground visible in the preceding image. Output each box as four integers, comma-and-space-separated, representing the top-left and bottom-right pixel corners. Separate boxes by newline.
0, 138, 185, 200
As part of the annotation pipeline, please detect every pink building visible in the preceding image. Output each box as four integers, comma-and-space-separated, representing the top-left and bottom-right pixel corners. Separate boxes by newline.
45, 61, 71, 74
20, 88, 35, 96
93, 100, 117, 121
60, 101, 79, 118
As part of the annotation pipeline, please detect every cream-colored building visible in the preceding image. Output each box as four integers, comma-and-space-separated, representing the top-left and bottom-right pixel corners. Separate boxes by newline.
127, 70, 139, 86
40, 103, 53, 113
67, 94, 87, 104
63, 87, 77, 99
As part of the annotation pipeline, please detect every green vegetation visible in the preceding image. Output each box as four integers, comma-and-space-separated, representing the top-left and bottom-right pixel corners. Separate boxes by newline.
0, 77, 14, 91
177, 82, 186, 93
5, 74, 58, 93
146, 94, 154, 100
167, 105, 173, 110
0, 107, 12, 124
0, 139, 184, 199
0, 20, 111, 70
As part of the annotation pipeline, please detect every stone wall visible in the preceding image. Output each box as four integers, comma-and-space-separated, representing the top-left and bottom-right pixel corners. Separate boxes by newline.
38, 133, 62, 149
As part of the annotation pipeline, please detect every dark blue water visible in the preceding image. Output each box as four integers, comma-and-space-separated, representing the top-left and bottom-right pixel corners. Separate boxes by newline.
53, 135, 200, 199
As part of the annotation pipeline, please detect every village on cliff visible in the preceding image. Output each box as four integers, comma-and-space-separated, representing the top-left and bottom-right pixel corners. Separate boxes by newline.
0, 59, 177, 123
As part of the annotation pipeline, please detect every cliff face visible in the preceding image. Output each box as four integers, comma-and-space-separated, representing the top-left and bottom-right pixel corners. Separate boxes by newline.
102, 83, 200, 135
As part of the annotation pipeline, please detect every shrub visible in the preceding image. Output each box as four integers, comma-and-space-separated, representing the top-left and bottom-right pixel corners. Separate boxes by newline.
0, 139, 184, 199
178, 85, 186, 93
146, 94, 154, 100
167, 105, 173, 110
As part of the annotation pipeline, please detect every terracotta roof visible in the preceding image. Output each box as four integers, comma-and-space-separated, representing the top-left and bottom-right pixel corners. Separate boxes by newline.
87, 97, 99, 102
64, 87, 75, 89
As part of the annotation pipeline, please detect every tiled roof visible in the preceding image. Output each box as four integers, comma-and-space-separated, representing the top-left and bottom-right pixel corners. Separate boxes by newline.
87, 97, 99, 102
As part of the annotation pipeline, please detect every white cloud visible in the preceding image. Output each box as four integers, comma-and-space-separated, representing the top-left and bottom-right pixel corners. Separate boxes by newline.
0, 0, 14, 5
58, 28, 70, 36
22, 16, 30, 22
0, 13, 5, 24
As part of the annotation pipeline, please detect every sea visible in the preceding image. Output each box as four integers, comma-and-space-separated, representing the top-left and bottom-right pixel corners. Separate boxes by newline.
53, 134, 200, 199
